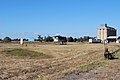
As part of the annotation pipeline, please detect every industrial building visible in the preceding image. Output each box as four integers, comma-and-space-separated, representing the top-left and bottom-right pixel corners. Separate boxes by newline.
98, 24, 117, 42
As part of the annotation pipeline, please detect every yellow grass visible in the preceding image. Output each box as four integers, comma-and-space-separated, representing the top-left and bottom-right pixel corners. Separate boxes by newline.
0, 42, 119, 80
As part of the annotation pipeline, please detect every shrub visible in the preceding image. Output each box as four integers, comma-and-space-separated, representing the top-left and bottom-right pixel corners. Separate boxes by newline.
3, 37, 11, 42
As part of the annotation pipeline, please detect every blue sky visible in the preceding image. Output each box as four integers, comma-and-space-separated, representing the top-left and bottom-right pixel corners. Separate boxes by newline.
0, 0, 120, 40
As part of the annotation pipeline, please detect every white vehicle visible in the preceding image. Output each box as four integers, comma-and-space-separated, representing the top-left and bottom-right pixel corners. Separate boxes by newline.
53, 35, 67, 45
89, 39, 101, 43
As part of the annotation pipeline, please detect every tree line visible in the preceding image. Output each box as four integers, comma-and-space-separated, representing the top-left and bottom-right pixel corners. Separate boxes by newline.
0, 37, 28, 42
1, 35, 120, 43
34, 35, 95, 42
0, 35, 96, 43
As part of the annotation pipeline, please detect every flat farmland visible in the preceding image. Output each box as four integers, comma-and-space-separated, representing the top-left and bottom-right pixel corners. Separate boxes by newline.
0, 43, 120, 80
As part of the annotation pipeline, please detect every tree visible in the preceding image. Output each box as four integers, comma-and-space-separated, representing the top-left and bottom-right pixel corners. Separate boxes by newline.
44, 36, 53, 42
67, 37, 74, 42
43, 36, 47, 42
23, 38, 29, 41
83, 36, 90, 42
73, 38, 77, 42
77, 37, 83, 42
34, 35, 43, 42
3, 37, 11, 42
37, 35, 43, 42
12, 38, 20, 41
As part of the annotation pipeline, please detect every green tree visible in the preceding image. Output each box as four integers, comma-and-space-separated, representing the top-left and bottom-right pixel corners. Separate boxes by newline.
37, 35, 43, 42
12, 38, 20, 41
45, 36, 53, 42
3, 37, 11, 42
34, 35, 43, 42
23, 38, 29, 41
83, 36, 90, 41
79, 37, 83, 42
43, 36, 47, 42
73, 38, 77, 42
77, 37, 83, 42
67, 37, 74, 42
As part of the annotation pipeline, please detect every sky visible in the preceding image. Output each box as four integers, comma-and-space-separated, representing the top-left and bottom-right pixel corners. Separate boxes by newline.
0, 0, 120, 40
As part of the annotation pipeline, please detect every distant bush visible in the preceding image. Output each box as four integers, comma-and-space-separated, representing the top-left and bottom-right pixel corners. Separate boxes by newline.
12, 38, 20, 41
3, 37, 11, 42
34, 35, 43, 42
44, 36, 53, 42
67, 37, 74, 42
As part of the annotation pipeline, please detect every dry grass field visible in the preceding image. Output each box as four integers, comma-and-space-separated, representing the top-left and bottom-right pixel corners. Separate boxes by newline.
0, 42, 120, 80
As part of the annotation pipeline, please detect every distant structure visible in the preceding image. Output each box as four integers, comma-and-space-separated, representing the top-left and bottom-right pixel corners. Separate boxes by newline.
53, 35, 67, 45
98, 24, 117, 42
20, 38, 23, 45
89, 38, 101, 43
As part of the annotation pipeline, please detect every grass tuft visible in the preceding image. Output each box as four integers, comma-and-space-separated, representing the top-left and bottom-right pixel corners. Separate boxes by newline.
2, 48, 53, 59
79, 62, 105, 72
116, 49, 120, 59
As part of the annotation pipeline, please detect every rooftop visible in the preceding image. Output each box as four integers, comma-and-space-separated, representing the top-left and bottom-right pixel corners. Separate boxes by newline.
99, 24, 116, 30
